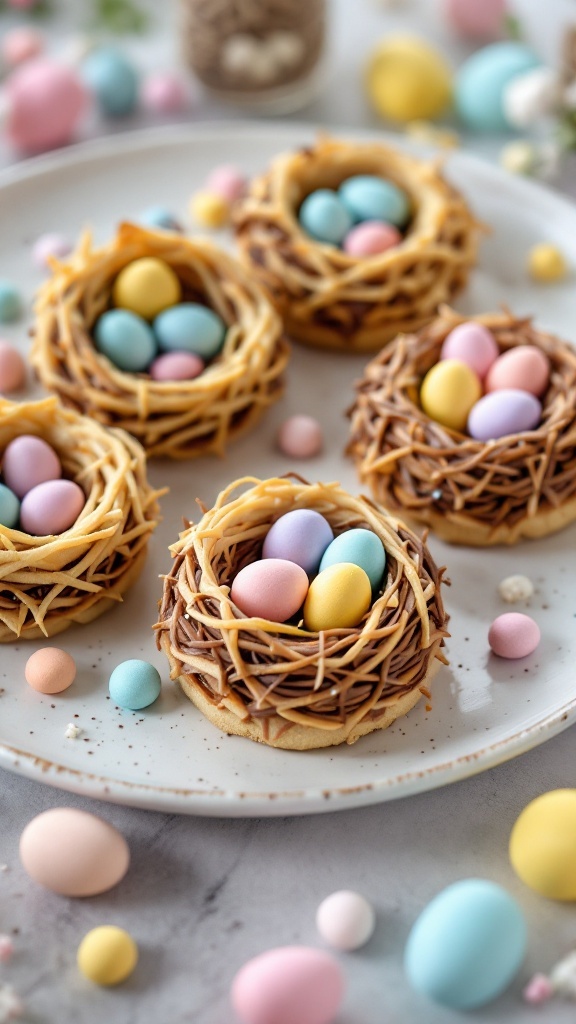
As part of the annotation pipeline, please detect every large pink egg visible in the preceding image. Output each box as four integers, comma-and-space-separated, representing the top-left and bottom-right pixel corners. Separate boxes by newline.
149, 351, 204, 381
20, 479, 85, 536
444, 0, 506, 40
467, 389, 542, 442
485, 345, 550, 397
343, 220, 402, 257
231, 946, 344, 1024
489, 612, 540, 659
5, 59, 87, 154
2, 434, 61, 498
440, 322, 499, 380
230, 559, 309, 623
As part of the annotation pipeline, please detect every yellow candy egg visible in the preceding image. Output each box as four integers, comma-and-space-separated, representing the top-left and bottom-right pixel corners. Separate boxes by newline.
304, 563, 372, 632
420, 359, 482, 432
509, 789, 576, 901
77, 926, 138, 986
190, 191, 230, 229
527, 243, 567, 283
366, 36, 453, 123
113, 257, 181, 320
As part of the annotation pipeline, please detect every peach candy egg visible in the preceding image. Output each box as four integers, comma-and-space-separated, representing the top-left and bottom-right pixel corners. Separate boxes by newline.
231, 558, 309, 623
2, 434, 61, 499
277, 415, 323, 459
25, 647, 76, 694
231, 946, 344, 1024
440, 322, 499, 380
0, 341, 26, 393
485, 345, 550, 397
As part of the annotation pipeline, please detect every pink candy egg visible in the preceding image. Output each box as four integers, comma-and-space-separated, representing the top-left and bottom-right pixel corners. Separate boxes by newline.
231, 946, 345, 1024
343, 220, 402, 256
277, 415, 323, 458
0, 341, 26, 393
444, 0, 505, 40
440, 322, 499, 380
231, 558, 309, 623
2, 27, 43, 67
485, 345, 550, 397
488, 612, 541, 659
316, 890, 376, 951
32, 232, 72, 270
2, 434, 61, 499
20, 479, 85, 536
141, 72, 189, 113
5, 59, 87, 154
467, 389, 542, 442
205, 164, 247, 204
25, 647, 77, 694
149, 351, 204, 381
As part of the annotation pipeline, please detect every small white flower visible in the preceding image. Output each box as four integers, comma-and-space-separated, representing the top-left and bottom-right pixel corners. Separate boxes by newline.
503, 67, 560, 128
498, 574, 534, 603
551, 950, 576, 998
500, 140, 537, 176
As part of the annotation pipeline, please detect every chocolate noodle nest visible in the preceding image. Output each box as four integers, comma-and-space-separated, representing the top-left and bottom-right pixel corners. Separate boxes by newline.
155, 476, 449, 750
348, 307, 576, 546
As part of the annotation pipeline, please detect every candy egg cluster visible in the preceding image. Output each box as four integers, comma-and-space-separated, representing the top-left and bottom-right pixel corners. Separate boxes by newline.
94, 256, 227, 381
298, 174, 410, 256
230, 509, 387, 632
0, 434, 85, 535
419, 320, 551, 440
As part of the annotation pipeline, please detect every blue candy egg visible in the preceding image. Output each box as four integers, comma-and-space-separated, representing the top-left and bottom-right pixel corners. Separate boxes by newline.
262, 509, 334, 575
81, 47, 139, 117
298, 190, 353, 245
153, 303, 226, 361
138, 206, 183, 233
456, 42, 540, 132
94, 309, 157, 372
109, 659, 162, 710
338, 175, 410, 228
404, 879, 526, 1010
0, 483, 20, 529
319, 529, 386, 590
0, 280, 22, 324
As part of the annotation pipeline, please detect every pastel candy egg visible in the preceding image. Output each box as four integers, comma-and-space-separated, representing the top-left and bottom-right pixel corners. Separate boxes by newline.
455, 42, 540, 132
231, 559, 309, 623
277, 415, 323, 459
32, 232, 72, 269
404, 879, 526, 1009
138, 206, 183, 233
206, 164, 247, 203
231, 946, 344, 1024
485, 345, 550, 397
298, 190, 353, 246
2, 435, 61, 499
78, 926, 138, 987
528, 243, 567, 282
304, 563, 372, 632
153, 303, 226, 360
0, 280, 22, 323
319, 529, 386, 591
366, 36, 453, 123
19, 807, 130, 896
94, 310, 157, 372
420, 359, 482, 432
190, 191, 230, 229
2, 26, 43, 67
343, 220, 402, 256
140, 71, 189, 113
488, 612, 540, 659
109, 659, 162, 710
20, 479, 85, 535
444, 0, 506, 41
339, 175, 409, 228
149, 351, 204, 381
5, 59, 86, 153
262, 510, 333, 575
467, 389, 542, 441
440, 322, 499, 380
25, 647, 76, 694
316, 890, 376, 951
81, 47, 138, 117
113, 257, 181, 320
0, 341, 26, 392
0, 483, 20, 529
509, 790, 576, 900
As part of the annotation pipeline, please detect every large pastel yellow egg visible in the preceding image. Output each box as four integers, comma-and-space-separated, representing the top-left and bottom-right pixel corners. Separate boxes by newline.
420, 359, 482, 432
366, 36, 453, 123
77, 926, 138, 986
304, 563, 372, 632
509, 790, 576, 900
113, 257, 181, 319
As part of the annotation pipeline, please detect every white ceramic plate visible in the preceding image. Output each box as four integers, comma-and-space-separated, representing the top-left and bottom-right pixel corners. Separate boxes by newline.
0, 124, 575, 817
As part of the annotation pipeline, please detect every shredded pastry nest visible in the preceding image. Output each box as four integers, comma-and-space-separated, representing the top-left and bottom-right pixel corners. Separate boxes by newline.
0, 396, 161, 641
348, 307, 576, 546
31, 223, 290, 459
234, 135, 482, 353
155, 476, 449, 749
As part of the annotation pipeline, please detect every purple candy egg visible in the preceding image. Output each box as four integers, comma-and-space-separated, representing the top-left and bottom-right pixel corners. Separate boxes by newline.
467, 389, 542, 442
262, 509, 334, 575
20, 478, 85, 536
2, 434, 61, 498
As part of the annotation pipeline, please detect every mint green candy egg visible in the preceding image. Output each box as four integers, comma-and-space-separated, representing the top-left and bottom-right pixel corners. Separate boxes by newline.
456, 42, 540, 132
319, 528, 386, 590
95, 309, 157, 372
338, 176, 409, 228
153, 303, 226, 361
298, 189, 353, 245
0, 482, 20, 529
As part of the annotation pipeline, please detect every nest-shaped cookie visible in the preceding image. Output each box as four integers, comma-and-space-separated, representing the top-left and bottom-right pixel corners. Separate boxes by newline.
154, 476, 449, 750
0, 396, 161, 641
233, 135, 482, 353
30, 223, 289, 459
348, 307, 576, 546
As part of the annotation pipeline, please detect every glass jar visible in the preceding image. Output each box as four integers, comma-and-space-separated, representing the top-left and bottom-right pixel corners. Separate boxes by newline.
181, 0, 326, 114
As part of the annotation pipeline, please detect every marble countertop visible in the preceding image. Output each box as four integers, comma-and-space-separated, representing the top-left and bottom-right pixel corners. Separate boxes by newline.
1, 1, 576, 1021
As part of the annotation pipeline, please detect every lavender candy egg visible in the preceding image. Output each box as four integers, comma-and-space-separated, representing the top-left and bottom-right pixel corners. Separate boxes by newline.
2, 434, 61, 499
263, 509, 334, 575
467, 389, 542, 442
20, 479, 85, 536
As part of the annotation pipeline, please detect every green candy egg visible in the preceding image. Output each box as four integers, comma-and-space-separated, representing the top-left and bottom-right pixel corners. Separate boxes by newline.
319, 528, 386, 590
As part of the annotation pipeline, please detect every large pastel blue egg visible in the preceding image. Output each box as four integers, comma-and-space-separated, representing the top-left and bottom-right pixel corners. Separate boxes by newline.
456, 42, 540, 132
0, 483, 20, 529
138, 206, 183, 233
263, 509, 334, 575
404, 879, 527, 1010
109, 659, 162, 710
298, 190, 353, 245
0, 280, 22, 324
94, 309, 157, 372
153, 303, 226, 361
338, 176, 410, 228
81, 47, 139, 117
319, 529, 386, 590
